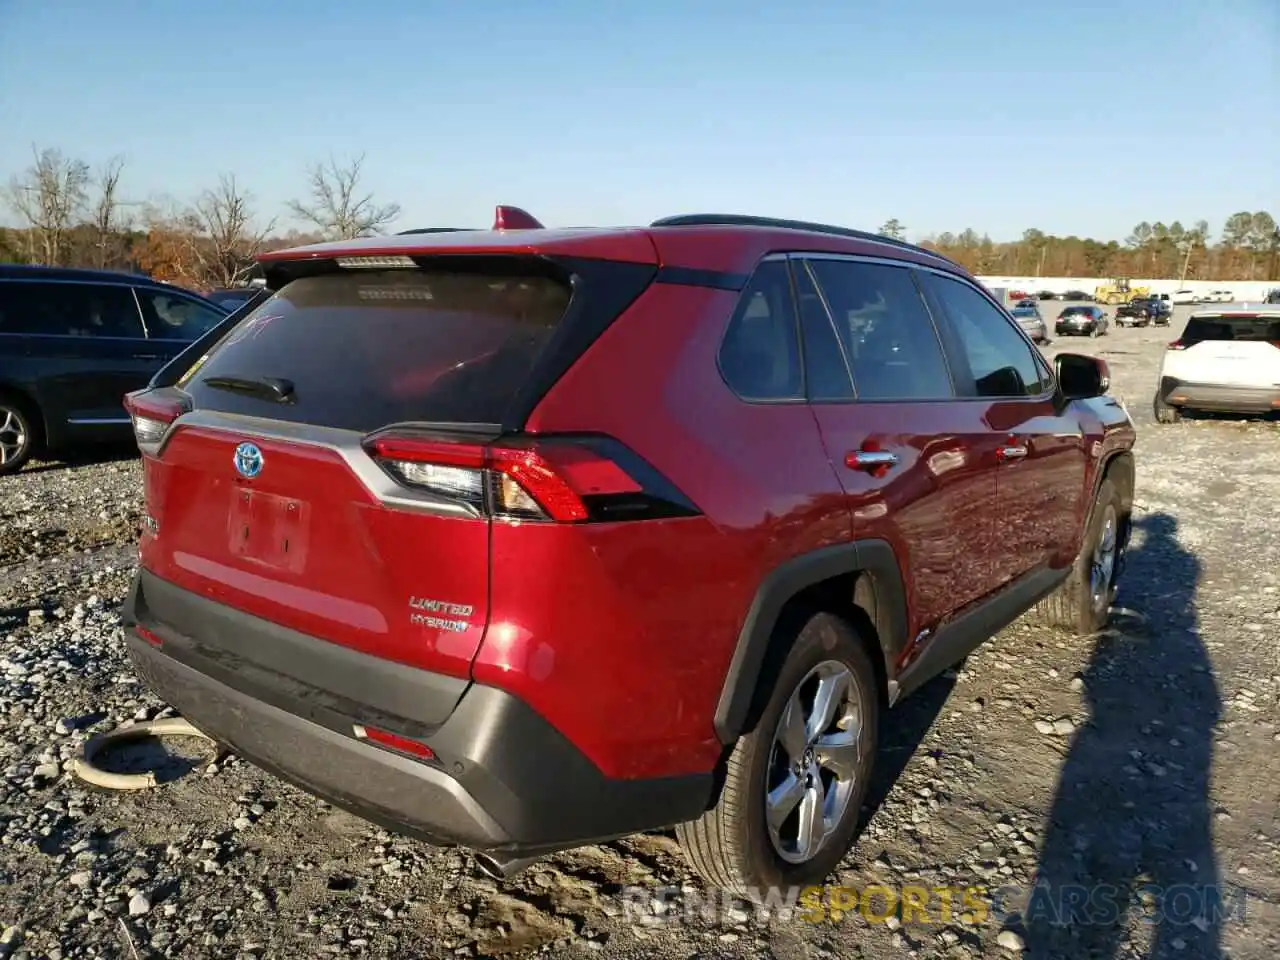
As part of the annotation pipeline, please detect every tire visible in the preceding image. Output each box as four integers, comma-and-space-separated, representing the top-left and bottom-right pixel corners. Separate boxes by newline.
0, 396, 37, 476
1029, 477, 1124, 637
1153, 392, 1182, 424
676, 611, 879, 899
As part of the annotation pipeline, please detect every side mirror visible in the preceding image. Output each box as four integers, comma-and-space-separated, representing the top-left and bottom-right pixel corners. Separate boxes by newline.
1055, 353, 1110, 400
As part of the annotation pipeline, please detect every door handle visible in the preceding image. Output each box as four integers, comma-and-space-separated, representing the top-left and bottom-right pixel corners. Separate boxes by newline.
133, 353, 160, 360
997, 444, 1028, 462
846, 450, 899, 471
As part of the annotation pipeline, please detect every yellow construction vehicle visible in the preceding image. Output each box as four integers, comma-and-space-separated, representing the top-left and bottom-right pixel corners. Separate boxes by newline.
1094, 278, 1151, 305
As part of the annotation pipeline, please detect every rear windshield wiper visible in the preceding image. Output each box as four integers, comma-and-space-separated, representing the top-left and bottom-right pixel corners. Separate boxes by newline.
201, 374, 296, 404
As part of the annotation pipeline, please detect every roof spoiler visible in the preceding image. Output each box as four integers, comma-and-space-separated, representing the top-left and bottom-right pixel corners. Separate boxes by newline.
493, 205, 544, 230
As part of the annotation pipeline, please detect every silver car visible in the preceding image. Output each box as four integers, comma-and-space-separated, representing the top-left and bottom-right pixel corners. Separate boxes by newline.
1009, 305, 1049, 344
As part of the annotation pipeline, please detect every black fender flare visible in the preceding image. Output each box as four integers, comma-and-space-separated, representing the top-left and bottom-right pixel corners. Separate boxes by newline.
713, 539, 908, 743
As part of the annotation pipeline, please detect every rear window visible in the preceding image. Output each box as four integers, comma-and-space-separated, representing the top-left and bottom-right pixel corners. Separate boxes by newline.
1060, 307, 1093, 317
1010, 307, 1038, 318
1182, 315, 1280, 344
180, 263, 573, 432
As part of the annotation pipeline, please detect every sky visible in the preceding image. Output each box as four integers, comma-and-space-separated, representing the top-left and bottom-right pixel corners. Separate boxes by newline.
0, 0, 1276, 243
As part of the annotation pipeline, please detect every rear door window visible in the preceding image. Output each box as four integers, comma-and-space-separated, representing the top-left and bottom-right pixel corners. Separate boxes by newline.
182, 262, 574, 432
804, 258, 953, 401
137, 289, 227, 341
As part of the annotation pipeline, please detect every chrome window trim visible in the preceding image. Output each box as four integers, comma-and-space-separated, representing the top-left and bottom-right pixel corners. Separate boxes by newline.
142, 409, 482, 519
787, 252, 963, 403
775, 251, 1060, 403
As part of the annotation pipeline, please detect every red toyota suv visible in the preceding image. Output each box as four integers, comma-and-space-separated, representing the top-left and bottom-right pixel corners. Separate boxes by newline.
121, 208, 1136, 897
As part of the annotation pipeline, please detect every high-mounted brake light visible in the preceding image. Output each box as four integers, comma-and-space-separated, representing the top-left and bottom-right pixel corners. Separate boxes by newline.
336, 255, 417, 269
124, 390, 188, 446
492, 205, 545, 230
366, 434, 694, 524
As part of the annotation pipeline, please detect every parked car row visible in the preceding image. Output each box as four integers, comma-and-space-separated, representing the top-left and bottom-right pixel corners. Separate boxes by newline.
0, 266, 249, 473
1014, 289, 1246, 307
1115, 296, 1172, 327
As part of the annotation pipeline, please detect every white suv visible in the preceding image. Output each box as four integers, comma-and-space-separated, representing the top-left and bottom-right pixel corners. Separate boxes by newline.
1155, 309, 1280, 422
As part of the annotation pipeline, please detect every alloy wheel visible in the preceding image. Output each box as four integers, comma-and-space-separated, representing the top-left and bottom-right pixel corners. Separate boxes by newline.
0, 406, 27, 469
765, 660, 863, 864
1090, 504, 1118, 615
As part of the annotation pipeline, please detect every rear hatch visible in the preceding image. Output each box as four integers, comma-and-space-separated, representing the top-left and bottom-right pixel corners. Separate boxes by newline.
1170, 313, 1280, 388
126, 252, 656, 682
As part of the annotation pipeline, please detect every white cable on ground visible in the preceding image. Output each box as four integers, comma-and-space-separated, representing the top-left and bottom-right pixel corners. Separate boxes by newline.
71, 716, 217, 790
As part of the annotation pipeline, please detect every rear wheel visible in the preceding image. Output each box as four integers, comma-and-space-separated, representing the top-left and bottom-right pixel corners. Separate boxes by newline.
1030, 477, 1124, 637
1153, 392, 1182, 424
0, 398, 37, 476
676, 611, 878, 898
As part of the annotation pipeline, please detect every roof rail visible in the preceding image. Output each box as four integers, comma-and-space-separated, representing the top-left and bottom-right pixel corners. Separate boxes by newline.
649, 214, 957, 266
396, 227, 470, 235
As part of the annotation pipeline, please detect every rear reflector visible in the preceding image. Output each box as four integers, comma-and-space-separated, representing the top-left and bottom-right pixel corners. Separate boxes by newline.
1166, 341, 1186, 350
353, 724, 435, 761
135, 626, 163, 648
366, 433, 696, 524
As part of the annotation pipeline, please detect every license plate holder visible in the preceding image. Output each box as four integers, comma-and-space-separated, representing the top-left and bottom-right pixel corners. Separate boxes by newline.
228, 487, 311, 572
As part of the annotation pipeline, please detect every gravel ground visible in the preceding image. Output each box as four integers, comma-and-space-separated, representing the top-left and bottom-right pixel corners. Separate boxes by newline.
1, 309, 1277, 960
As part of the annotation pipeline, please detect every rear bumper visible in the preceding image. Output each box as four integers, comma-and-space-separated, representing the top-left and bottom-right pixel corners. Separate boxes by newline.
1159, 376, 1280, 415
1055, 322, 1095, 334
121, 570, 713, 857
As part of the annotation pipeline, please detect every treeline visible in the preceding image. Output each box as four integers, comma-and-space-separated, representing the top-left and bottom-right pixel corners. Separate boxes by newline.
4, 146, 1276, 292
1, 147, 401, 291
877, 214, 1279, 281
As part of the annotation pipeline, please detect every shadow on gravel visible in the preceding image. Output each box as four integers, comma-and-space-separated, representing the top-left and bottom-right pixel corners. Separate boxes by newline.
18, 441, 139, 476
1022, 513, 1225, 959
860, 671, 957, 828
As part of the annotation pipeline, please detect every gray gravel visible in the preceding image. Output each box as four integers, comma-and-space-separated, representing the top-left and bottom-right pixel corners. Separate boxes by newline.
1, 311, 1277, 959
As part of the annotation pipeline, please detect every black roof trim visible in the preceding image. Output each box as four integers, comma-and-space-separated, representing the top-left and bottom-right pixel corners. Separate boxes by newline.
649, 214, 960, 268
0, 264, 172, 287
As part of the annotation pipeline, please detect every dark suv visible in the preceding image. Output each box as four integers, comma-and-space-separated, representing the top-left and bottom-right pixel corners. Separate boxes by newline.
0, 266, 230, 473
1116, 297, 1171, 327
121, 209, 1136, 897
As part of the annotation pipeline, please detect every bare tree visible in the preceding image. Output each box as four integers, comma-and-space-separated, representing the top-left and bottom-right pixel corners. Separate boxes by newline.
3, 146, 90, 265
89, 155, 131, 269
188, 174, 276, 288
287, 154, 400, 239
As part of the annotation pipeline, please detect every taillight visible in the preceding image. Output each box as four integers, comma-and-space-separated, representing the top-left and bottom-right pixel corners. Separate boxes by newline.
123, 389, 188, 447
366, 433, 698, 524
1166, 340, 1186, 350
